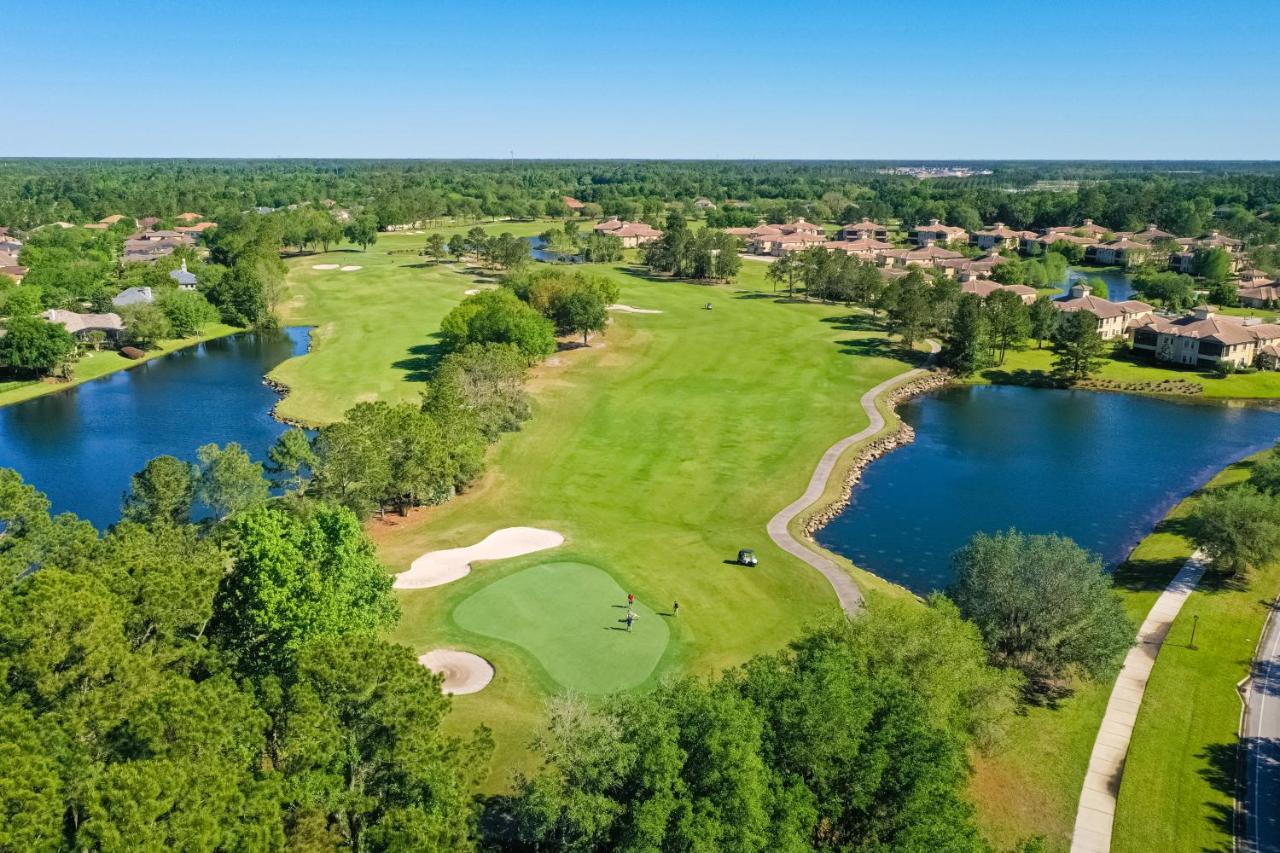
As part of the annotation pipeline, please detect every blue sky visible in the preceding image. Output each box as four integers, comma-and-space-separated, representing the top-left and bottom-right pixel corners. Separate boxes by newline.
2, 0, 1277, 159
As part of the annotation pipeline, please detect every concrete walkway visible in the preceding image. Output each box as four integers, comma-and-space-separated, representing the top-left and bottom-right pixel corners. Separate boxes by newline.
765, 341, 939, 615
1070, 551, 1209, 853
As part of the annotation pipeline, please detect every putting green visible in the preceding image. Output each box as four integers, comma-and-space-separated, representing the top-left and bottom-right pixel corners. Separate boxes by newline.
453, 561, 670, 694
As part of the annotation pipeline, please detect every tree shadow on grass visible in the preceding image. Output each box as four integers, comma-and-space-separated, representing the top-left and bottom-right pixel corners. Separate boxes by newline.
836, 337, 903, 360
392, 336, 446, 383
1197, 740, 1242, 847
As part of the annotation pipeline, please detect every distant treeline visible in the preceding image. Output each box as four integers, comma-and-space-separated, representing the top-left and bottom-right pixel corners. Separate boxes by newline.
3, 160, 1280, 247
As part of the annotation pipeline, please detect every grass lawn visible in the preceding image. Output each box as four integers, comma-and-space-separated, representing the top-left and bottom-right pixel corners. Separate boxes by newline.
972, 344, 1280, 400
453, 561, 671, 694
1112, 455, 1280, 853
366, 260, 918, 786
968, 454, 1271, 852
273, 222, 550, 425
0, 322, 241, 408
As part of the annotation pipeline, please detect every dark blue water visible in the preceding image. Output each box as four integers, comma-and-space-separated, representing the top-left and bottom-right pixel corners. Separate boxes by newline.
0, 328, 309, 529
1062, 266, 1136, 302
527, 235, 583, 263
816, 385, 1280, 594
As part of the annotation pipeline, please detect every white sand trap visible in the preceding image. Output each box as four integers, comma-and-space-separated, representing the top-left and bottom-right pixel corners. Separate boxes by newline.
340, 265, 362, 271
418, 649, 494, 694
311, 263, 339, 270
608, 303, 663, 314
463, 285, 497, 295
394, 527, 564, 589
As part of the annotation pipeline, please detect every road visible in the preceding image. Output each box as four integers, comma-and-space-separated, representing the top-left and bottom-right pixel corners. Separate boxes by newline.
1242, 598, 1280, 853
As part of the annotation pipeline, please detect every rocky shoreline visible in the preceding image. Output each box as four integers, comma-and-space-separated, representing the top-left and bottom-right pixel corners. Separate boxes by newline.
802, 370, 951, 538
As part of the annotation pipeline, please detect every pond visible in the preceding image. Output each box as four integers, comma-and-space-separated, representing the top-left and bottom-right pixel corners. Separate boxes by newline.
0, 327, 309, 529
527, 235, 583, 264
1061, 266, 1137, 302
815, 385, 1280, 595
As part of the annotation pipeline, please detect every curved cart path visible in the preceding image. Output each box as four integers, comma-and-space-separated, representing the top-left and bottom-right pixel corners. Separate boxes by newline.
766, 341, 939, 615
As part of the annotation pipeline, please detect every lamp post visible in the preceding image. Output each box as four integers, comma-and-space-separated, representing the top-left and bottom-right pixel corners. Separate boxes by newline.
1188, 614, 1199, 651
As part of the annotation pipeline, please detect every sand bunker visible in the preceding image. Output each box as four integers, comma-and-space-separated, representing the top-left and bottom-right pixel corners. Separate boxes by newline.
418, 649, 494, 694
608, 304, 663, 314
394, 526, 565, 589
311, 263, 339, 270
340, 265, 362, 271
463, 286, 497, 296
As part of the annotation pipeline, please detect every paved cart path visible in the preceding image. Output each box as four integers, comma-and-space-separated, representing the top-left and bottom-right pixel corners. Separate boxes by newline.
765, 341, 939, 615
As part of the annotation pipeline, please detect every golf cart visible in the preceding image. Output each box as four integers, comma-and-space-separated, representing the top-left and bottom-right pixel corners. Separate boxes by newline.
736, 548, 758, 567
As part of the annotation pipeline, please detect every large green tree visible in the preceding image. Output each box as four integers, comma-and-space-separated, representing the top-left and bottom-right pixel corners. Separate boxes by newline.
949, 530, 1134, 685
0, 314, 75, 377
1051, 310, 1107, 381
123, 454, 195, 526
212, 502, 398, 675
1188, 484, 1280, 577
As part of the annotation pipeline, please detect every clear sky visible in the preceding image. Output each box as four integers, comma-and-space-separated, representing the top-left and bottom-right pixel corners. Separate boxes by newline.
3, 0, 1278, 160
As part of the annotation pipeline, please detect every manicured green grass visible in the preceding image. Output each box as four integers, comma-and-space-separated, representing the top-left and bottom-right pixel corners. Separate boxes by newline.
973, 344, 1280, 399
371, 261, 917, 785
453, 561, 670, 694
0, 323, 241, 408
273, 222, 550, 425
1112, 455, 1279, 853
968, 455, 1268, 852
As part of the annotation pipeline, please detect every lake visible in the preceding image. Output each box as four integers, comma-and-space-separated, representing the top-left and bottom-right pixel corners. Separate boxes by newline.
1062, 266, 1136, 302
0, 327, 309, 529
815, 385, 1280, 595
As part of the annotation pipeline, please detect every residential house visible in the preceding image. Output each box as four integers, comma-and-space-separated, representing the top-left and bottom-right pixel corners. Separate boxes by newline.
137, 216, 160, 230
593, 218, 662, 248
112, 286, 155, 307
770, 232, 828, 256
937, 252, 1008, 282
733, 219, 826, 255
909, 219, 967, 246
175, 212, 203, 223
1131, 223, 1176, 245
971, 222, 1036, 251
837, 219, 889, 242
1132, 306, 1280, 368
1239, 269, 1273, 286
821, 237, 894, 259
1084, 237, 1150, 268
880, 244, 963, 269
1021, 231, 1099, 254
175, 221, 218, 237
1054, 282, 1153, 339
961, 280, 1038, 305
42, 309, 124, 342
169, 259, 198, 290
1238, 279, 1280, 308
561, 196, 585, 213
1042, 219, 1111, 240
1168, 230, 1245, 273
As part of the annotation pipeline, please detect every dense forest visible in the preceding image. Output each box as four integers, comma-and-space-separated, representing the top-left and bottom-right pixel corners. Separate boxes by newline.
3, 160, 1280, 252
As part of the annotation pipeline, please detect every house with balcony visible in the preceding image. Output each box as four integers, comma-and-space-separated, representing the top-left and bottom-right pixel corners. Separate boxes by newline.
1084, 237, 1150, 268
837, 219, 889, 242
1053, 282, 1154, 339
909, 219, 967, 246
1131, 307, 1280, 369
971, 222, 1037, 251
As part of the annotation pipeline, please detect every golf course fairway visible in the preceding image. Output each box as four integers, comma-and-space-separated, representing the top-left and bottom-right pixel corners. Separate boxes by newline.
453, 561, 670, 693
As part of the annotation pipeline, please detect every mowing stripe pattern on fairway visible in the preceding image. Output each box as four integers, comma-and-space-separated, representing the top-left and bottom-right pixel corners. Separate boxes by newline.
452, 561, 670, 694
